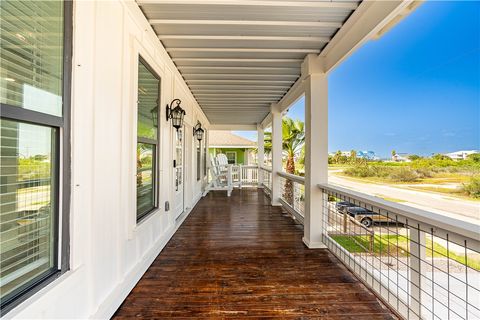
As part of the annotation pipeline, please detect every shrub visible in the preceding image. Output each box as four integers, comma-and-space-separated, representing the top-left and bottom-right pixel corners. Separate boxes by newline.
414, 167, 433, 179
344, 165, 392, 178
408, 154, 422, 161
343, 165, 373, 177
463, 176, 480, 198
467, 153, 480, 163
432, 153, 450, 161
389, 167, 419, 182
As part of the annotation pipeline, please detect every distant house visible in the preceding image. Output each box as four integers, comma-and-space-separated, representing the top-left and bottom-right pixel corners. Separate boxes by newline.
328, 150, 378, 160
391, 153, 411, 162
357, 151, 379, 160
443, 150, 479, 161
209, 131, 256, 165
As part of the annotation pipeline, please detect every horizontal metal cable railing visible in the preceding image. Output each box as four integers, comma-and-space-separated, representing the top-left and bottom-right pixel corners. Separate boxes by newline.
278, 171, 305, 224
318, 183, 480, 320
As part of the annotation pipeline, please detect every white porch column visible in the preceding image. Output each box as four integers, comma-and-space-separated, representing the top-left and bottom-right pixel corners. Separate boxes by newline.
303, 56, 328, 248
270, 106, 282, 206
257, 124, 265, 187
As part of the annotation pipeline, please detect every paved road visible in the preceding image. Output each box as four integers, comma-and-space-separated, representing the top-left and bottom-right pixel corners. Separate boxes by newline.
328, 171, 480, 223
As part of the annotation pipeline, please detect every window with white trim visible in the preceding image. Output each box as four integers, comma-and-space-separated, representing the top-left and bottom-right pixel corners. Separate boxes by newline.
0, 0, 71, 312
136, 58, 160, 222
225, 151, 237, 164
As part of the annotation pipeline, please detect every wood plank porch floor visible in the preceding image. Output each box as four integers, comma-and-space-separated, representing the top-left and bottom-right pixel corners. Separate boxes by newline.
113, 189, 395, 319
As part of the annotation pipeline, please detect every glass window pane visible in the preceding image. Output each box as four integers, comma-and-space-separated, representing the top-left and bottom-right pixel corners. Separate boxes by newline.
0, 0, 64, 116
136, 143, 154, 219
196, 140, 201, 181
226, 152, 236, 164
175, 128, 183, 167
0, 119, 56, 302
137, 61, 159, 140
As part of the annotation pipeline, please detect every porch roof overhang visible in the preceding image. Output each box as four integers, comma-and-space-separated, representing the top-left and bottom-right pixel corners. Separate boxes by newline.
137, 0, 420, 128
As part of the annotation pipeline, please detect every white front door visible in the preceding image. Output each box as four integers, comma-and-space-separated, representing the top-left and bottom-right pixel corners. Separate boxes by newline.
173, 126, 184, 219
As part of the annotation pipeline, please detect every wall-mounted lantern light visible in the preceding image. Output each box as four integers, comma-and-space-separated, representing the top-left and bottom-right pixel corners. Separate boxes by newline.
166, 98, 186, 131
150, 106, 158, 127
193, 121, 204, 141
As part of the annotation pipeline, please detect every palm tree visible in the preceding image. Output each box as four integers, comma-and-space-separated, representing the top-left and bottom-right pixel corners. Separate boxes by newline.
264, 117, 305, 204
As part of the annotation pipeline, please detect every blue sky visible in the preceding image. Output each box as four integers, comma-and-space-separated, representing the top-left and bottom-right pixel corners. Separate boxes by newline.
236, 1, 479, 158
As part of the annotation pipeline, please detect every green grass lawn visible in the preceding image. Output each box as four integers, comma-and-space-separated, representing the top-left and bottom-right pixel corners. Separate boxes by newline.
408, 185, 480, 201
331, 234, 480, 271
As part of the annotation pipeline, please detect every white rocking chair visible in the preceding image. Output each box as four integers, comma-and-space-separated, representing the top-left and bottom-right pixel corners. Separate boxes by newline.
203, 154, 242, 197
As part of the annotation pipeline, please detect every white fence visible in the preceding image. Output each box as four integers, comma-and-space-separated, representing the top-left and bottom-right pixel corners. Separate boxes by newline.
239, 165, 259, 186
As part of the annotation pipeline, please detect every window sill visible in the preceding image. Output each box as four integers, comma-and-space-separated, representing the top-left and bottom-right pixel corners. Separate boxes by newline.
129, 208, 163, 239
1, 266, 82, 317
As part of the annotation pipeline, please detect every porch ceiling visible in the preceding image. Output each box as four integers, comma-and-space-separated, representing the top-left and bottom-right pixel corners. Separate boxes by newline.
137, 0, 361, 125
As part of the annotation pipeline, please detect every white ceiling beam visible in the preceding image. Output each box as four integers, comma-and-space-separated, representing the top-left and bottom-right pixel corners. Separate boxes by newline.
205, 111, 269, 115
202, 105, 270, 108
276, 76, 306, 113
195, 93, 283, 97
151, 20, 343, 28
187, 79, 294, 84
204, 109, 269, 112
204, 109, 270, 112
189, 85, 291, 90
174, 58, 303, 63
194, 91, 286, 94
189, 81, 293, 86
202, 103, 270, 106
138, 0, 359, 10
179, 66, 300, 71
260, 112, 273, 129
190, 85, 291, 89
183, 73, 299, 78
198, 98, 279, 102
193, 88, 287, 91
203, 105, 269, 107
168, 48, 320, 54
159, 35, 330, 42
320, 0, 416, 72
209, 124, 258, 131
202, 102, 270, 105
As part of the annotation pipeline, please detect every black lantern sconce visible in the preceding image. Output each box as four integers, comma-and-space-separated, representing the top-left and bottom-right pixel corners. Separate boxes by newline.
150, 106, 158, 128
166, 98, 186, 131
193, 121, 204, 141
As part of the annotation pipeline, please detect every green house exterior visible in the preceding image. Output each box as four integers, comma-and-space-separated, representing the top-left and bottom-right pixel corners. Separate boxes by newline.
209, 147, 249, 165
208, 131, 256, 165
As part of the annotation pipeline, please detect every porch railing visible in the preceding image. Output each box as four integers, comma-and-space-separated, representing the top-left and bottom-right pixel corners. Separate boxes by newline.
260, 166, 272, 196
318, 183, 480, 320
240, 165, 259, 186
277, 171, 305, 224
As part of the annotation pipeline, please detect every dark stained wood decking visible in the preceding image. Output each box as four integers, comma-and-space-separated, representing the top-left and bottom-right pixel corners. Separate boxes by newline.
113, 189, 395, 319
